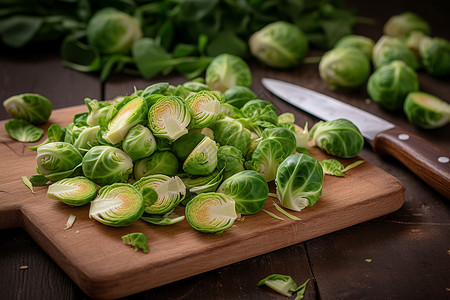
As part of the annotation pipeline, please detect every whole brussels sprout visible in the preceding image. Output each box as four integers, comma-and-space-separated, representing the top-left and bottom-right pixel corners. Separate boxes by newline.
275, 153, 323, 212
372, 36, 419, 70
261, 127, 297, 158
222, 85, 257, 108
367, 60, 419, 111
419, 37, 450, 77
309, 119, 364, 158
333, 34, 375, 59
205, 53, 252, 93
171, 131, 205, 161
122, 124, 157, 161
249, 21, 309, 69
82, 145, 133, 186
241, 99, 279, 127
217, 145, 245, 180
383, 12, 431, 37
3, 93, 52, 125
403, 92, 450, 129
219, 103, 244, 119
211, 117, 252, 156
319, 48, 371, 90
245, 138, 286, 182
86, 8, 142, 54
134, 151, 179, 180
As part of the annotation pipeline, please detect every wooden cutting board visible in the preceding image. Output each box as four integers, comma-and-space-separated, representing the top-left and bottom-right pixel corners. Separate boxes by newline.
0, 105, 405, 299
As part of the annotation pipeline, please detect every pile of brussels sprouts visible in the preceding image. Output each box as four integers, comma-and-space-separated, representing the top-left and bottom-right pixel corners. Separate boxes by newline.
4, 54, 366, 237
318, 11, 450, 129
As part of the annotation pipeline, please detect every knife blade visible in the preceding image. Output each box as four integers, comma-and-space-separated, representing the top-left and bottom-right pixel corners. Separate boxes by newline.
262, 78, 450, 199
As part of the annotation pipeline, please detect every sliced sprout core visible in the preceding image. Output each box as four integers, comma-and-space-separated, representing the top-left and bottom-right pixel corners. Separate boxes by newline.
47, 176, 97, 206
185, 91, 222, 129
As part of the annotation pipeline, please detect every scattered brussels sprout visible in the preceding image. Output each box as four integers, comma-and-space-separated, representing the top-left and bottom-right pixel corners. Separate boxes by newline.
122, 124, 157, 161
5, 119, 44, 142
133, 174, 186, 215
333, 34, 375, 59
73, 125, 100, 154
121, 233, 149, 253
245, 138, 285, 182
86, 8, 142, 54
372, 36, 419, 70
82, 146, 133, 186
241, 99, 279, 127
217, 145, 245, 180
383, 12, 430, 37
403, 92, 450, 129
147, 95, 192, 141
3, 93, 52, 125
89, 183, 145, 227
275, 153, 324, 212
101, 95, 148, 145
47, 176, 97, 206
171, 131, 205, 161
249, 21, 309, 69
183, 136, 218, 176
185, 192, 237, 234
211, 117, 252, 156
205, 53, 252, 93
222, 86, 257, 108
217, 170, 268, 215
310, 119, 364, 158
134, 151, 179, 180
185, 91, 222, 129
367, 60, 419, 111
261, 127, 297, 158
319, 48, 371, 90
419, 36, 450, 77
36, 142, 83, 182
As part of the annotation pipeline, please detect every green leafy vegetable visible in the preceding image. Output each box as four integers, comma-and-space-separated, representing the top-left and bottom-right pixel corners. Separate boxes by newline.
419, 36, 450, 77
47, 176, 97, 206
320, 159, 365, 177
372, 36, 419, 70
273, 202, 301, 221
28, 124, 63, 150
141, 210, 185, 226
121, 233, 150, 253
134, 151, 179, 180
258, 274, 310, 299
403, 92, 450, 129
5, 119, 44, 142
383, 12, 430, 37
3, 93, 52, 125
21, 176, 34, 194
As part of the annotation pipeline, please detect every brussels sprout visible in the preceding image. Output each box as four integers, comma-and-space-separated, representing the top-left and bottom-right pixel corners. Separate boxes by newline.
3, 93, 52, 125
372, 36, 419, 70
217, 145, 245, 180
134, 151, 179, 180
85, 98, 112, 126
275, 153, 323, 211
245, 138, 285, 182
367, 60, 419, 111
403, 92, 450, 129
241, 99, 279, 127
185, 192, 237, 234
277, 113, 295, 124
405, 31, 426, 59
122, 124, 157, 161
89, 183, 145, 227
133, 174, 186, 215
5, 119, 44, 142
183, 81, 210, 93
249, 21, 309, 69
47, 176, 97, 206
27, 123, 63, 151
121, 233, 149, 253
219, 103, 245, 119
86, 8, 142, 54
211, 117, 252, 156
319, 48, 371, 90
141, 82, 170, 100
171, 131, 205, 161
147, 95, 192, 141
36, 142, 83, 182
383, 12, 430, 37
261, 127, 297, 158
309, 119, 364, 158
73, 125, 100, 154
419, 37, 450, 77
183, 136, 218, 176
333, 34, 375, 59
205, 53, 252, 93
222, 86, 257, 108
82, 146, 133, 186
185, 91, 222, 129
101, 95, 148, 145
217, 170, 268, 215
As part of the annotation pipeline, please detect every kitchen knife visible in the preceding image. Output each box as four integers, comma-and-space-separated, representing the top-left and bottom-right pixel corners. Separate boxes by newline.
262, 78, 450, 199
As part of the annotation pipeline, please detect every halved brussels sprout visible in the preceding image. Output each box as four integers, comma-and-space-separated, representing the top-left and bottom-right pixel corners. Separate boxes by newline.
171, 131, 205, 161
249, 21, 309, 69
333, 34, 375, 59
275, 153, 324, 211
211, 117, 252, 156
217, 145, 245, 180
205, 53, 252, 93
85, 98, 112, 126
309, 119, 364, 158
403, 92, 450, 129
383, 12, 430, 37
217, 170, 268, 215
183, 136, 218, 176
222, 85, 257, 108
82, 146, 133, 186
133, 174, 186, 214
319, 48, 371, 90
47, 176, 97, 206
419, 36, 450, 77
122, 124, 157, 161
367, 60, 419, 111
147, 95, 192, 141
241, 99, 279, 127
5, 119, 44, 142
89, 183, 145, 227
133, 151, 179, 180
3, 93, 52, 125
185, 91, 222, 129
73, 125, 100, 154
372, 36, 419, 70
185, 192, 237, 234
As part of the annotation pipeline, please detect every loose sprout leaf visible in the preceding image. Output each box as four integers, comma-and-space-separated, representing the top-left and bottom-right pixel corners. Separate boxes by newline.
262, 209, 284, 221
294, 278, 310, 300
257, 274, 298, 297
121, 232, 149, 253
28, 124, 63, 150
21, 176, 34, 194
273, 202, 301, 221
5, 119, 44, 142
141, 210, 185, 226
29, 175, 48, 186
64, 214, 76, 230
320, 159, 345, 177
341, 160, 365, 173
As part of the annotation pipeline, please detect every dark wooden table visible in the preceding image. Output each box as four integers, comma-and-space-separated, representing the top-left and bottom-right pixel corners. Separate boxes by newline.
1, 1, 449, 299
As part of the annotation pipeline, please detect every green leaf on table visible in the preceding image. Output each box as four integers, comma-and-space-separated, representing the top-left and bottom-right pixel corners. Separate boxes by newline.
21, 176, 35, 194
320, 159, 365, 177
29, 174, 49, 186
28, 124, 63, 150
5, 119, 44, 142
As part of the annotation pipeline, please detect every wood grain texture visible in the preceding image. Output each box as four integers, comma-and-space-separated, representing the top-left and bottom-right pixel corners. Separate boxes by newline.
0, 105, 405, 299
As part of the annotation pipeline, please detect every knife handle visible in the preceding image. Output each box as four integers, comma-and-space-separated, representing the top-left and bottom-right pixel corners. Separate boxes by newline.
372, 127, 450, 199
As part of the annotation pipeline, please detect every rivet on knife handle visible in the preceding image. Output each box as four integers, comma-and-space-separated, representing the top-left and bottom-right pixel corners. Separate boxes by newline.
372, 127, 450, 199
